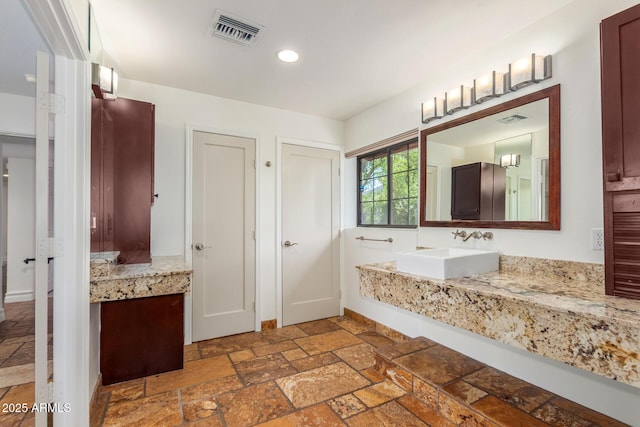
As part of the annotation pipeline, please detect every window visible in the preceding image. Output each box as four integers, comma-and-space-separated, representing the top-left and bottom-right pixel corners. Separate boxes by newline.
358, 139, 419, 227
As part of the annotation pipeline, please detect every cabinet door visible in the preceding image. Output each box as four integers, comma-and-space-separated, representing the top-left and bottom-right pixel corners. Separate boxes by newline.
601, 3, 640, 191
601, 3, 640, 299
90, 98, 104, 252
104, 98, 154, 264
101, 294, 184, 385
451, 163, 481, 220
91, 97, 154, 264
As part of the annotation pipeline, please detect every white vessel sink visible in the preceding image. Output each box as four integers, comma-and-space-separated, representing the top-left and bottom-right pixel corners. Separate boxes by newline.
396, 248, 499, 280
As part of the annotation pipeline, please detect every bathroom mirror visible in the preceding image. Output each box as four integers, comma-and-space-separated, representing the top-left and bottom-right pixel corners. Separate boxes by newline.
420, 84, 560, 229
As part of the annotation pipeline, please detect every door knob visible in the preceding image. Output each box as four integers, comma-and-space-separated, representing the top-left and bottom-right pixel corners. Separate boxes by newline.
283, 240, 298, 247
194, 243, 211, 250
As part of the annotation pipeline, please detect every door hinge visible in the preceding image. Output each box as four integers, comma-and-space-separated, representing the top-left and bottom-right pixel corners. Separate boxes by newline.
253, 302, 256, 312
338, 167, 341, 176
49, 93, 64, 114
339, 289, 342, 299
253, 160, 256, 169
40, 237, 63, 258
253, 230, 256, 240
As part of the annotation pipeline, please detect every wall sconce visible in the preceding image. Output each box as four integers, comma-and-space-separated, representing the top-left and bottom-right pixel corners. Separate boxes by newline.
508, 54, 552, 90
500, 153, 521, 168
445, 86, 472, 114
91, 63, 118, 100
421, 97, 446, 123
419, 53, 552, 124
474, 71, 506, 103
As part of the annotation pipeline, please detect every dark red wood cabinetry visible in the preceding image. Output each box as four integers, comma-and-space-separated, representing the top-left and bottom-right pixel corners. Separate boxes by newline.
601, 3, 640, 299
451, 162, 505, 221
100, 294, 184, 385
91, 97, 155, 264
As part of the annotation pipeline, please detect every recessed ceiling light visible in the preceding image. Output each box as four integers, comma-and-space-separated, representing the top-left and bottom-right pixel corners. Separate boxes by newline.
277, 49, 299, 63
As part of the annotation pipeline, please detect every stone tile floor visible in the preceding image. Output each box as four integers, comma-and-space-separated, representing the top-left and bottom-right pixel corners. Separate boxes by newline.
87, 315, 628, 427
375, 337, 628, 427
0, 299, 53, 390
0, 313, 629, 426
92, 317, 451, 426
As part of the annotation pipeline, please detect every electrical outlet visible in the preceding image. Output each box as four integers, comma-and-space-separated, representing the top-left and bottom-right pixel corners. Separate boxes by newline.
591, 228, 604, 251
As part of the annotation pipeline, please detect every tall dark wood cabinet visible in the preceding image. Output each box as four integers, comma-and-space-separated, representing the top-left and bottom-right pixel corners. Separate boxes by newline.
601, 3, 640, 299
91, 97, 155, 264
451, 162, 506, 220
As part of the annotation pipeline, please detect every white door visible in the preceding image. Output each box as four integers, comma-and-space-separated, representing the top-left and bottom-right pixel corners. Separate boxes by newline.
281, 143, 340, 326
192, 131, 256, 341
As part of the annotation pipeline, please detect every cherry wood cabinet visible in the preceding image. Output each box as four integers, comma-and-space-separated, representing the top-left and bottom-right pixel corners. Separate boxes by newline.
601, 3, 640, 299
100, 294, 184, 385
451, 162, 505, 221
91, 97, 155, 264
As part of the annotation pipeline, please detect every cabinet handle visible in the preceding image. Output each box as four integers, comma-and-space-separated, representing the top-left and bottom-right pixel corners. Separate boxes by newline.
607, 172, 621, 182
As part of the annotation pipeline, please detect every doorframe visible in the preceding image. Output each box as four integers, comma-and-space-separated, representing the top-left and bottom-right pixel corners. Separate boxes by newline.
275, 137, 344, 328
185, 124, 260, 343
22, 0, 90, 425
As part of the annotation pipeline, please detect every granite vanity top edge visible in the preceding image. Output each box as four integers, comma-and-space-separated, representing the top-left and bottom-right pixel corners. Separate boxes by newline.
357, 262, 639, 325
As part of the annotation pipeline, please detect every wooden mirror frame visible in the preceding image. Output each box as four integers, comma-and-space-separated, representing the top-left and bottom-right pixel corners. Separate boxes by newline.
419, 84, 560, 230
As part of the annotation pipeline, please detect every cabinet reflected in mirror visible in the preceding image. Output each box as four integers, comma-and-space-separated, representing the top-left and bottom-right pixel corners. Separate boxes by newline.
420, 84, 560, 230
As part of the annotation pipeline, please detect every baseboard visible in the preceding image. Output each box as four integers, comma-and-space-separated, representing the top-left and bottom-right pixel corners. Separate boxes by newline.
3, 290, 34, 303
261, 319, 277, 330
89, 374, 103, 423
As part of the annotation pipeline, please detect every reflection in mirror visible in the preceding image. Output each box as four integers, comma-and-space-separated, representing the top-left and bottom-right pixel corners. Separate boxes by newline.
420, 84, 560, 230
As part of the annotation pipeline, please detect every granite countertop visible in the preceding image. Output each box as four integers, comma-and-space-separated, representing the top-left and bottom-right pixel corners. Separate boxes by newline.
93, 255, 193, 281
360, 261, 640, 327
358, 257, 640, 388
90, 255, 192, 303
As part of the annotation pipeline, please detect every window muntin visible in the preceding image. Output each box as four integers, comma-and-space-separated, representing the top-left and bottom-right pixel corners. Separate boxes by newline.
358, 139, 418, 227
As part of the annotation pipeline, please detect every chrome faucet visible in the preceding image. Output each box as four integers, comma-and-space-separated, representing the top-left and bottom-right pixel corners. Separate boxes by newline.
453, 229, 494, 241
463, 231, 482, 241
451, 230, 467, 239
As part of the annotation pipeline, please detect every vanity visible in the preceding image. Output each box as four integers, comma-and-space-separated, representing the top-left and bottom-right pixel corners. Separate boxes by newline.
358, 255, 640, 388
90, 252, 192, 385
373, 81, 640, 389
89, 95, 192, 385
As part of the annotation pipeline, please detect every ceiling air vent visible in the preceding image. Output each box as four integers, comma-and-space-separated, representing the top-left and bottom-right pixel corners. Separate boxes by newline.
497, 114, 528, 125
209, 10, 264, 47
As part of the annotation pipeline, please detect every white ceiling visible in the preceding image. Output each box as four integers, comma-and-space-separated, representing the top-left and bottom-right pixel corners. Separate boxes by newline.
2, 0, 577, 120
90, 0, 578, 120
429, 98, 549, 148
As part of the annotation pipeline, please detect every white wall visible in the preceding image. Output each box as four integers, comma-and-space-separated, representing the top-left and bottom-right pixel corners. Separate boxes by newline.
118, 78, 344, 322
0, 93, 35, 137
345, 0, 640, 264
5, 158, 35, 302
343, 0, 640, 425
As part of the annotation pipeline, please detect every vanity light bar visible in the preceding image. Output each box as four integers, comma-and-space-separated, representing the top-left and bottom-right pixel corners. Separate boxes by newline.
445, 85, 472, 114
421, 97, 446, 123
474, 71, 506, 103
420, 53, 552, 124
